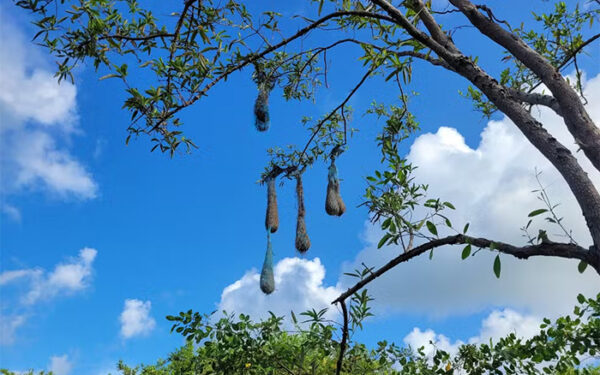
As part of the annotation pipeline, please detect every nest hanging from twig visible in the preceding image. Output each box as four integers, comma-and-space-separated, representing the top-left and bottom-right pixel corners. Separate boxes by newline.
295, 175, 311, 253
325, 161, 346, 216
265, 177, 279, 233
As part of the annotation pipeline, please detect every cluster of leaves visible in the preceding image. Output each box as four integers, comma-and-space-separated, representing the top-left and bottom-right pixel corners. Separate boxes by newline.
96, 293, 600, 374
157, 306, 395, 374
14, 0, 325, 156
362, 99, 463, 256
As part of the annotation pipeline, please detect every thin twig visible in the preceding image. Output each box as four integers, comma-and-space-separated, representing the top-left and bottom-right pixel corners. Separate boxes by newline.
335, 300, 349, 375
298, 68, 373, 163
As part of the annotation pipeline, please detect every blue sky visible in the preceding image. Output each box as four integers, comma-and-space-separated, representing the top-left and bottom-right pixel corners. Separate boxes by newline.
1, 1, 599, 374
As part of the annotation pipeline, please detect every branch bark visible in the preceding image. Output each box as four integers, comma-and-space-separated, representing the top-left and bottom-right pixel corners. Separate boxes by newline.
507, 89, 562, 116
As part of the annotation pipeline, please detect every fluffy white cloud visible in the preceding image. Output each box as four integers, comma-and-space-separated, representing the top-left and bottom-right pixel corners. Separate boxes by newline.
22, 248, 97, 304
0, 248, 97, 305
404, 308, 542, 357
119, 299, 156, 339
0, 8, 97, 204
10, 130, 98, 199
48, 354, 73, 375
341, 73, 600, 318
404, 328, 462, 358
470, 309, 541, 344
217, 257, 342, 323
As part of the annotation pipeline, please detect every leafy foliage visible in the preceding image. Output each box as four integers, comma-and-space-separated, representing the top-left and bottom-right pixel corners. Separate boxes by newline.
110, 293, 600, 374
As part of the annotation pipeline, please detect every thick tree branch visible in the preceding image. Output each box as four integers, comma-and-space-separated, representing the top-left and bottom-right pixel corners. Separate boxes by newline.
332, 235, 596, 305
507, 88, 562, 116
408, 0, 459, 53
370, 0, 454, 58
449, 0, 600, 172
372, 0, 600, 260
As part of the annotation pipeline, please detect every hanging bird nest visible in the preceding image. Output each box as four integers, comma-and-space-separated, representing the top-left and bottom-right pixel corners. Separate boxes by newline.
295, 174, 311, 253
254, 89, 271, 131
325, 159, 346, 216
265, 177, 279, 233
253, 63, 276, 132
260, 229, 275, 294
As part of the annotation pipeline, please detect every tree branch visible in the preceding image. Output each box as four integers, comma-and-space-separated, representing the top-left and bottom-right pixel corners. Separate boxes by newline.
371, 0, 600, 258
449, 0, 600, 172
98, 32, 174, 42
299, 68, 373, 162
507, 89, 562, 116
408, 0, 459, 53
332, 234, 595, 304
335, 300, 349, 375
158, 10, 397, 124
370, 0, 452, 58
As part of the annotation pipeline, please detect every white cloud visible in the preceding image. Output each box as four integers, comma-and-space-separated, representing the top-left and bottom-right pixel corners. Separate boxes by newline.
341, 73, 600, 318
0, 203, 22, 222
469, 309, 541, 344
23, 248, 97, 304
0, 269, 41, 285
0, 314, 27, 346
48, 354, 73, 375
404, 328, 462, 358
404, 309, 542, 359
0, 7, 97, 204
0, 248, 97, 305
217, 257, 342, 323
119, 299, 156, 339
0, 248, 97, 345
11, 130, 98, 199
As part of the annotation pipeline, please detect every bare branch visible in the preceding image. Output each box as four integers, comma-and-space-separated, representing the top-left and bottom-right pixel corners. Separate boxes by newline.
98, 33, 174, 42
335, 300, 349, 375
332, 234, 595, 304
507, 89, 562, 116
299, 68, 373, 162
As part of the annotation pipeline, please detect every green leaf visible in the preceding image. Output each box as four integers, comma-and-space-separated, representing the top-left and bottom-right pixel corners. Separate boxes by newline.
443, 202, 455, 210
426, 221, 437, 236
576, 293, 586, 304
463, 223, 470, 234
577, 261, 588, 273
429, 249, 434, 260
461, 244, 472, 260
493, 255, 501, 278
377, 233, 392, 249
528, 208, 548, 217
99, 73, 121, 81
